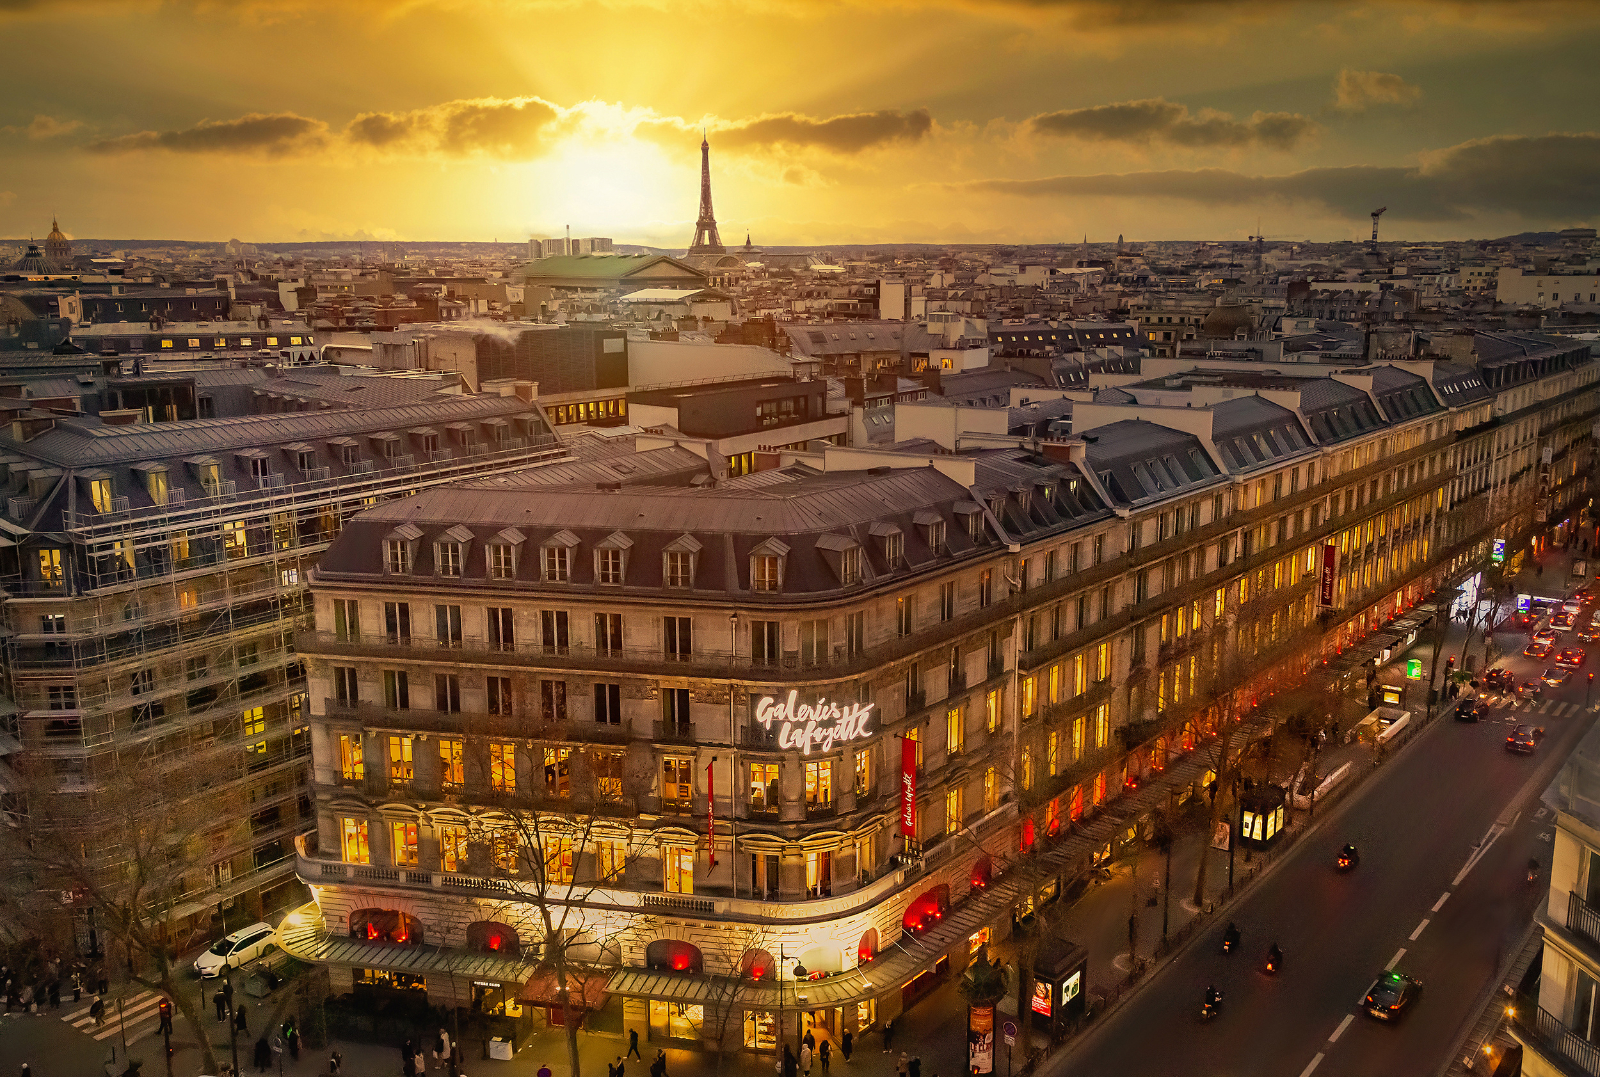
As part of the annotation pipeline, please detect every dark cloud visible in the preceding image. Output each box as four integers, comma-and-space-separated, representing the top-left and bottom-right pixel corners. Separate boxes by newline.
1333, 70, 1422, 111
1, 115, 82, 139
87, 112, 329, 155
345, 96, 561, 157
1030, 98, 1317, 150
962, 132, 1600, 222
716, 109, 933, 153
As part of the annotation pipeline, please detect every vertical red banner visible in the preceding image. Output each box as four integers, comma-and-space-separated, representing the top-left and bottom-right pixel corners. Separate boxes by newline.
900, 737, 917, 837
706, 760, 716, 866
1319, 542, 1338, 607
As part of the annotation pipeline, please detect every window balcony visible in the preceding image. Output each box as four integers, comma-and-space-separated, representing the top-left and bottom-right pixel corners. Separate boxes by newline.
653, 721, 696, 744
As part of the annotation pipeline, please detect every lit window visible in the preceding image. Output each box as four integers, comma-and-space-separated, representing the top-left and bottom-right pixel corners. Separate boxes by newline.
490, 742, 516, 792
438, 824, 468, 873
664, 846, 694, 894
340, 818, 369, 864
945, 787, 963, 834
339, 734, 364, 780
439, 738, 464, 788
805, 761, 833, 807
391, 821, 419, 867
243, 706, 266, 755
753, 555, 782, 591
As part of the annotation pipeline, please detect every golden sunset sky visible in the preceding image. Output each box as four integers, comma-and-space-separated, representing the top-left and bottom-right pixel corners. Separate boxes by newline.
1, 0, 1597, 246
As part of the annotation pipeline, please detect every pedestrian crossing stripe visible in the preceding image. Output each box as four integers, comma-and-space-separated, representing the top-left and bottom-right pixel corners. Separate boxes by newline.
64, 989, 167, 1043
1478, 700, 1579, 717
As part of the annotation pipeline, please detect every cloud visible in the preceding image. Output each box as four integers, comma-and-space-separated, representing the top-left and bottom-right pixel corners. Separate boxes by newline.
715, 108, 933, 153
1029, 98, 1317, 150
960, 132, 1600, 222
87, 112, 330, 155
0, 190, 14, 207
1334, 69, 1423, 111
346, 95, 562, 157
1, 114, 83, 139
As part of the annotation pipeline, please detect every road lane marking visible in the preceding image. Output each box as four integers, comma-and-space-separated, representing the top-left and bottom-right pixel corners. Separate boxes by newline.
1455, 824, 1505, 885
1298, 1052, 1325, 1077
1386, 948, 1407, 970
1433, 892, 1450, 912
1410, 919, 1430, 940
1328, 1015, 1354, 1042
1540, 700, 1553, 713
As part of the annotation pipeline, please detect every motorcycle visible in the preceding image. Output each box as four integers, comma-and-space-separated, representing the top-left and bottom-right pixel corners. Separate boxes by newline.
1221, 923, 1240, 954
1200, 989, 1223, 1021
1265, 945, 1282, 975
1337, 845, 1359, 872
1529, 858, 1542, 884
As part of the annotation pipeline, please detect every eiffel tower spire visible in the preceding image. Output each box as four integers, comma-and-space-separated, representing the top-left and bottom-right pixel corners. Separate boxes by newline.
689, 132, 725, 254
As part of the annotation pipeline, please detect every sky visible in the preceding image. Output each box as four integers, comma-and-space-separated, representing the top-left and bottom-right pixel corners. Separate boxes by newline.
1, 0, 1597, 247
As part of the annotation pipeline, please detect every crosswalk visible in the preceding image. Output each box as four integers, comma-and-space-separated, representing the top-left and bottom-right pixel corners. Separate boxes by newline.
62, 988, 166, 1044
1470, 696, 1590, 718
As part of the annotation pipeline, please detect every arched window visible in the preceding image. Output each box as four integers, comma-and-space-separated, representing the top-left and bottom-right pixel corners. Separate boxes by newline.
465, 921, 521, 958
739, 948, 776, 981
348, 909, 424, 946
645, 939, 703, 975
857, 928, 878, 965
901, 884, 949, 934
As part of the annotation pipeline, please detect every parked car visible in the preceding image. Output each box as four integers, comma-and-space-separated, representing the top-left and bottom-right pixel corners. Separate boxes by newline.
194, 922, 278, 979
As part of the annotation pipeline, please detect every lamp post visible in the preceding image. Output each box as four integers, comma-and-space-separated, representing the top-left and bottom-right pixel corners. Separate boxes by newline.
793, 961, 809, 1056
1588, 673, 1594, 710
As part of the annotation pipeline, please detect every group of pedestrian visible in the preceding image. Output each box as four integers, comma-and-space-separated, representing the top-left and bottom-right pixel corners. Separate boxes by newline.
1, 955, 72, 1015
895, 1051, 924, 1077
400, 1028, 453, 1075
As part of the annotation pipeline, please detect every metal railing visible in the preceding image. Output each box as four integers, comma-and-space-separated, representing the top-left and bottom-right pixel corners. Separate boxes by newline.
1569, 891, 1600, 952
1518, 1000, 1600, 1077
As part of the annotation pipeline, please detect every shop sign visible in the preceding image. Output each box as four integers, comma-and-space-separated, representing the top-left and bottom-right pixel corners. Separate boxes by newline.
1319, 543, 1338, 607
1030, 981, 1051, 1016
1405, 659, 1422, 680
1491, 539, 1505, 564
753, 691, 876, 754
900, 737, 918, 837
969, 1003, 995, 1074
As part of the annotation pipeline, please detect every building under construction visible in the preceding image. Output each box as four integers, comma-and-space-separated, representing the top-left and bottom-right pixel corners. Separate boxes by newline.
0, 360, 569, 941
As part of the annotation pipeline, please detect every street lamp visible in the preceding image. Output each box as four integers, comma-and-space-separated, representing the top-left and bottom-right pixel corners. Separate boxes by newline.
793, 961, 809, 1054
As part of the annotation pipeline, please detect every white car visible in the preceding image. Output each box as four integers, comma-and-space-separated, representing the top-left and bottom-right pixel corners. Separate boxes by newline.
194, 922, 277, 978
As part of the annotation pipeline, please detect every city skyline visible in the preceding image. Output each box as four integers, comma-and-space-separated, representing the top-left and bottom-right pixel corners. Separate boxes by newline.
1, 0, 1598, 247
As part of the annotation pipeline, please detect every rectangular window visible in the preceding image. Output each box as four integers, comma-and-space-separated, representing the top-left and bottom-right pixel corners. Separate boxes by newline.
489, 544, 515, 580
946, 706, 964, 755
597, 837, 626, 881
541, 546, 570, 582
840, 546, 862, 585
855, 748, 871, 796
939, 581, 956, 622
438, 738, 464, 788
845, 611, 865, 658
382, 669, 410, 710
340, 818, 369, 864
487, 676, 514, 716
594, 682, 622, 725
339, 733, 364, 780
391, 821, 419, 867
986, 688, 1000, 734
437, 543, 462, 578
334, 666, 358, 707
383, 601, 411, 644
388, 734, 414, 782
805, 760, 833, 808
800, 619, 829, 667
540, 679, 568, 723
979, 569, 993, 608
544, 747, 571, 798
435, 605, 462, 648
385, 540, 411, 574
946, 787, 963, 834
595, 612, 623, 657
751, 762, 780, 811
490, 742, 516, 792
664, 846, 694, 894
1048, 730, 1060, 776
594, 750, 625, 800
897, 595, 914, 638
662, 757, 693, 808
438, 824, 469, 873
333, 598, 360, 641
753, 555, 781, 592
662, 687, 691, 728
597, 548, 624, 585
664, 551, 693, 588
541, 610, 569, 655
488, 607, 515, 651
751, 620, 780, 665
664, 616, 692, 660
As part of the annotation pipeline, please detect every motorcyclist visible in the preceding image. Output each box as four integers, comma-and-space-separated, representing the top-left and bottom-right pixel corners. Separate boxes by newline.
1204, 985, 1222, 1008
1268, 942, 1283, 968
1223, 922, 1240, 948
1529, 857, 1542, 881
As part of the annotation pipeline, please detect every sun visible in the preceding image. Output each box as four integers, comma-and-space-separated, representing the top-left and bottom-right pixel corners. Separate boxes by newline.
513, 137, 685, 239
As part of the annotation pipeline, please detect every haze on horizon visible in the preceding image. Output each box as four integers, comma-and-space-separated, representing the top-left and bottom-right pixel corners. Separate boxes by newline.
1, 0, 1596, 248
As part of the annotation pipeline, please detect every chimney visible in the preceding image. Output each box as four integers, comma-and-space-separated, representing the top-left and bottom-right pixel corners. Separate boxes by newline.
844, 376, 865, 406
514, 380, 538, 403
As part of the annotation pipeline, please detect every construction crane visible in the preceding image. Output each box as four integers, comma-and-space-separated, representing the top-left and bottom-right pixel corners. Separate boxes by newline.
1370, 207, 1387, 251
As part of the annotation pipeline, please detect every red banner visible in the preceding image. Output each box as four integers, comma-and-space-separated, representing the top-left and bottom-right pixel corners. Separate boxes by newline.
900, 736, 917, 837
706, 760, 716, 866
1319, 542, 1338, 607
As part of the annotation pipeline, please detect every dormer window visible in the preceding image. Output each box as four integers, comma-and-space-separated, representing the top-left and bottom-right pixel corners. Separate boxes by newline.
540, 530, 579, 582
955, 502, 984, 543
663, 534, 702, 589
385, 542, 411, 574
435, 524, 472, 579
914, 511, 946, 554
885, 532, 904, 567
486, 528, 526, 580
595, 531, 633, 586
815, 534, 863, 587
750, 538, 790, 592
841, 546, 863, 585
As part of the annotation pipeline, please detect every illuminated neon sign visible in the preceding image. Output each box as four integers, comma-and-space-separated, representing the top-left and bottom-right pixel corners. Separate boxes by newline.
753, 691, 876, 754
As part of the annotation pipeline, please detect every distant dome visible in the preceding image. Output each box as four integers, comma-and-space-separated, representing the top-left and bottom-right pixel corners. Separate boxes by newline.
11, 244, 51, 274
1201, 302, 1254, 340
46, 219, 67, 243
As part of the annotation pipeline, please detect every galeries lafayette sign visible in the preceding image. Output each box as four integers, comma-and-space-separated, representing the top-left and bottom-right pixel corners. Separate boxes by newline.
754, 691, 876, 754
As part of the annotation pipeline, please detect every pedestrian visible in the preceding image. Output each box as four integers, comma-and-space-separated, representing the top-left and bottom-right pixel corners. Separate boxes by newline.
235, 1003, 248, 1035
783, 1045, 798, 1077
288, 1026, 301, 1062
89, 996, 105, 1027
628, 1027, 643, 1059
96, 967, 108, 995
404, 1050, 418, 1077
70, 968, 81, 1004
435, 1028, 453, 1069
214, 988, 227, 1021
328, 1050, 343, 1075
158, 998, 173, 1034
21, 1064, 30, 1077
821, 1039, 831, 1072
897, 1052, 908, 1077
657, 1049, 668, 1077
254, 1036, 271, 1073
414, 1046, 427, 1075
609, 1062, 618, 1077
19, 983, 32, 1013
648, 1054, 661, 1077
842, 1030, 853, 1062
909, 1056, 922, 1077
617, 1055, 627, 1077
883, 1018, 895, 1053
804, 1030, 816, 1052
48, 980, 59, 1009
801, 1044, 813, 1077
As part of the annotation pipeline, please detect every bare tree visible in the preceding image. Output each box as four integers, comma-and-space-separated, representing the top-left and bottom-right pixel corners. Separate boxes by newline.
698, 923, 785, 1073
0, 753, 228, 1074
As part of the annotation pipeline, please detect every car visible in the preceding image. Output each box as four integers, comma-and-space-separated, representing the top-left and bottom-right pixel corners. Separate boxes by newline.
1535, 628, 1559, 644
1525, 641, 1555, 659
1513, 612, 1537, 629
1543, 667, 1571, 687
1453, 698, 1489, 722
1557, 648, 1587, 668
1576, 587, 1594, 602
1578, 629, 1600, 644
1482, 668, 1515, 691
1507, 724, 1546, 754
193, 922, 277, 979
1553, 613, 1577, 631
1516, 680, 1544, 699
1364, 971, 1422, 1021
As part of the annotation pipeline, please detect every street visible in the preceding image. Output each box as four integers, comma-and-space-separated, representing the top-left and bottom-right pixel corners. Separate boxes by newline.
1051, 624, 1594, 1077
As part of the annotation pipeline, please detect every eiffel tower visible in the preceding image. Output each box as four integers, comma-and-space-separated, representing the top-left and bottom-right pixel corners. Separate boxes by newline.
688, 133, 725, 254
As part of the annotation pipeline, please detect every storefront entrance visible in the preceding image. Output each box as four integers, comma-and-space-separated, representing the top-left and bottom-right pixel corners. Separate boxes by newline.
649, 1000, 704, 1043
